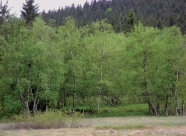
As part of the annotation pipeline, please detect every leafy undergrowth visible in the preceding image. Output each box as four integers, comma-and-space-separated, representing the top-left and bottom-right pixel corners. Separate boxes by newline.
0, 104, 149, 129
86, 104, 149, 117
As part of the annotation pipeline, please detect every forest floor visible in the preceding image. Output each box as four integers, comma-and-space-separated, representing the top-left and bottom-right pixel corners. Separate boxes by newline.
0, 116, 186, 136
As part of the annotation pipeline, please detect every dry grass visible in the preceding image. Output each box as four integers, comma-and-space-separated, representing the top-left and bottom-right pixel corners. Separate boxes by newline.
0, 116, 186, 136
96, 124, 146, 130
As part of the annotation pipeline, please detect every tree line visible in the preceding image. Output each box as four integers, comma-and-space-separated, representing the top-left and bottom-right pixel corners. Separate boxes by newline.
0, 0, 185, 118
42, 0, 186, 34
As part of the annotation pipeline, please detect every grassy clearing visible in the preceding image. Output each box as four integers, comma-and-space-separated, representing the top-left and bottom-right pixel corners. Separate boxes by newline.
82, 116, 186, 129
0, 116, 186, 136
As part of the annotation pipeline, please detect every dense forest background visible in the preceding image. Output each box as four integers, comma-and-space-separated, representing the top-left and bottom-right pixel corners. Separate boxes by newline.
42, 0, 186, 33
0, 0, 185, 119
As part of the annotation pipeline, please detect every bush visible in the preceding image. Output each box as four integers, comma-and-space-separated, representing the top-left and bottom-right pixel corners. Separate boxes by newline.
70, 112, 83, 128
1, 96, 23, 118
3, 110, 83, 129
30, 110, 68, 129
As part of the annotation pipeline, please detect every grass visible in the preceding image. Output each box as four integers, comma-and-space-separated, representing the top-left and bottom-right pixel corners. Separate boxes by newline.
0, 104, 149, 121
0, 110, 83, 130
85, 103, 149, 117
0, 116, 186, 136
0, 104, 185, 136
96, 124, 146, 130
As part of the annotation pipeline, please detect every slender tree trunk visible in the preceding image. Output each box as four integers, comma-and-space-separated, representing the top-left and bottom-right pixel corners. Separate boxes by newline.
61, 79, 68, 108
25, 64, 31, 115
97, 30, 107, 114
157, 103, 160, 115
20, 93, 30, 116
1, 95, 3, 108
33, 96, 39, 114
33, 97, 37, 114
25, 100, 30, 115
68, 31, 76, 112
97, 88, 101, 114
63, 88, 66, 107
98, 51, 104, 114
182, 100, 185, 116
24, 78, 31, 116
147, 100, 154, 115
73, 76, 76, 112
165, 96, 169, 116
155, 105, 158, 116
175, 97, 179, 116
19, 81, 30, 115
143, 50, 154, 115
23, 88, 31, 116
155, 103, 160, 116
175, 71, 179, 116
46, 97, 48, 110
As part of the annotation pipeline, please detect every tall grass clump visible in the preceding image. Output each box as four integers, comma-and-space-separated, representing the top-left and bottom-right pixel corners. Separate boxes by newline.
30, 110, 68, 129
70, 112, 83, 128
5, 110, 83, 129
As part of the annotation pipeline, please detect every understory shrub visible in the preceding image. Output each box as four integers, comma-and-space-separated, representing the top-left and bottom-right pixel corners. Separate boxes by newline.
30, 110, 68, 129
4, 110, 83, 129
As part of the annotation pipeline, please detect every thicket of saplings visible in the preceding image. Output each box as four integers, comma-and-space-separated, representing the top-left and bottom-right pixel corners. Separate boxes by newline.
0, 17, 185, 128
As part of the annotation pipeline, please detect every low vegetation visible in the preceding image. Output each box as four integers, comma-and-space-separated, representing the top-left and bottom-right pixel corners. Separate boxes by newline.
86, 104, 149, 117
0, 117, 186, 136
1, 110, 82, 129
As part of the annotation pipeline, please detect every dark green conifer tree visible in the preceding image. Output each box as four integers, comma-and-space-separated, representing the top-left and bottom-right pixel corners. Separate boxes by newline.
179, 9, 186, 34
0, 0, 9, 25
21, 0, 39, 26
126, 9, 136, 32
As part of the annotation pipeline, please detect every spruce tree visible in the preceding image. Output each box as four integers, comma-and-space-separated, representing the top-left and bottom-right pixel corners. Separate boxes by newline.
126, 9, 136, 32
0, 0, 9, 25
21, 0, 39, 26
